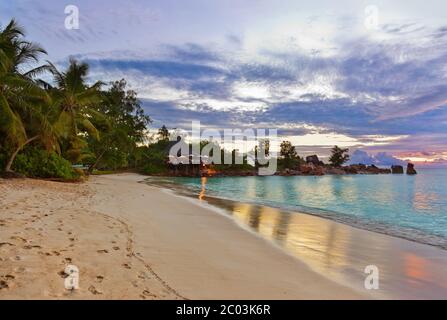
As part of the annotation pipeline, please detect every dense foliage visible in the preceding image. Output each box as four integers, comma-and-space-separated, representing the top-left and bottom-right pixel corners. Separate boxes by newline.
329, 145, 350, 167
0, 19, 151, 179
86, 79, 151, 172
12, 146, 79, 180
279, 140, 302, 169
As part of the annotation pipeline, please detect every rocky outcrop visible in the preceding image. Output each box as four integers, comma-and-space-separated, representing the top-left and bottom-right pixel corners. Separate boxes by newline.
280, 164, 325, 176
366, 164, 391, 174
406, 163, 417, 175
259, 162, 400, 176
313, 166, 325, 176
325, 167, 346, 175
350, 164, 367, 171
340, 164, 391, 174
306, 155, 324, 166
343, 166, 358, 174
391, 165, 404, 174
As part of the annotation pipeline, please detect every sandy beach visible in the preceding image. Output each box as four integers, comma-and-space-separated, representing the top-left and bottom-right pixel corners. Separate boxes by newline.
1, 173, 447, 299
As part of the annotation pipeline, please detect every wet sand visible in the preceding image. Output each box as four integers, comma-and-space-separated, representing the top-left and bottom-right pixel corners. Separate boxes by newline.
1, 173, 447, 299
199, 196, 447, 299
146, 176, 447, 299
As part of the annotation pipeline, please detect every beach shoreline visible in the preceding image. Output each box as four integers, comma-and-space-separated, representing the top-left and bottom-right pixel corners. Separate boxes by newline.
143, 175, 447, 251
1, 173, 447, 299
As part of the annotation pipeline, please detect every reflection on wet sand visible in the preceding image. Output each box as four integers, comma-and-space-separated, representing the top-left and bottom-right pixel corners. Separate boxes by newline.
231, 202, 355, 287
197, 178, 447, 299
199, 177, 207, 201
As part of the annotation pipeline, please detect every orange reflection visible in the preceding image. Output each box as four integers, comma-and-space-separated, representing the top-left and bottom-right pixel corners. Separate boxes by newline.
208, 198, 447, 297
229, 202, 351, 277
198, 177, 207, 201
232, 203, 254, 226
413, 192, 438, 211
403, 253, 429, 282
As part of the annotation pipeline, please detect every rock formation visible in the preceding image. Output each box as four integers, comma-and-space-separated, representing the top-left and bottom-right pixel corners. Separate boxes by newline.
306, 155, 324, 166
406, 163, 417, 175
391, 165, 404, 174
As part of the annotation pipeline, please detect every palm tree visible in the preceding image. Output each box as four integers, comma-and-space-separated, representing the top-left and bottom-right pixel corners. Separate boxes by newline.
0, 19, 54, 173
46, 58, 104, 163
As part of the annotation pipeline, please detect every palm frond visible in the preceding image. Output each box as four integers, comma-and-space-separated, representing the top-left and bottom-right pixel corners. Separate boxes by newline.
23, 64, 51, 79
0, 94, 26, 145
78, 116, 100, 140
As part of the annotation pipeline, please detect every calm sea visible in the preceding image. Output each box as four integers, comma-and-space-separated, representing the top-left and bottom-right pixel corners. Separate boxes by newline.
152, 168, 447, 248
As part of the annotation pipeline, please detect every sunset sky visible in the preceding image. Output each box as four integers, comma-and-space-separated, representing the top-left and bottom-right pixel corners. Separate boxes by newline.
3, 0, 447, 166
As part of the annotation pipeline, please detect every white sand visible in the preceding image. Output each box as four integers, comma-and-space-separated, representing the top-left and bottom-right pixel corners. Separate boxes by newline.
5, 172, 447, 299
1, 173, 370, 299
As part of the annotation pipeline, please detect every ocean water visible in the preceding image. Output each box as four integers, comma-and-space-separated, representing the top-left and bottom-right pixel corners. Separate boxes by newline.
153, 168, 447, 248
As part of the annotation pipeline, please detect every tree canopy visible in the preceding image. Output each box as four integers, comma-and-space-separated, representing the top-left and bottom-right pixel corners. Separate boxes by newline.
329, 146, 350, 167
0, 19, 151, 179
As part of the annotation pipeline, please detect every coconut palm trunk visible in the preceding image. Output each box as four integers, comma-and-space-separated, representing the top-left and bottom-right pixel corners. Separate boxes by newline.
87, 149, 107, 174
4, 135, 39, 172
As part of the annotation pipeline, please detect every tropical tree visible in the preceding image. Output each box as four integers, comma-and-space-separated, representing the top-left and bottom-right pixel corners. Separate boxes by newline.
279, 140, 301, 169
0, 19, 153, 178
45, 58, 104, 163
158, 125, 169, 141
0, 19, 55, 173
329, 145, 350, 167
86, 79, 151, 172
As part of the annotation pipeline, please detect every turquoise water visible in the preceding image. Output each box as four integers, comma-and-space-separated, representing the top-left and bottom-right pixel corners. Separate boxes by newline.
158, 168, 447, 248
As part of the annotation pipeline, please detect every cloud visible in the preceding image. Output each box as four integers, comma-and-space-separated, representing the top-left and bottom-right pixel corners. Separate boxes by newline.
77, 31, 447, 157
78, 20, 447, 133
349, 150, 407, 166
10, 1, 447, 162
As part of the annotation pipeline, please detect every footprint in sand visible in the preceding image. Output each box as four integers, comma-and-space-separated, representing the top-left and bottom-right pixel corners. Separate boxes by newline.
122, 263, 131, 269
0, 242, 14, 248
23, 245, 41, 250
57, 270, 67, 278
95, 276, 104, 283
88, 285, 103, 295
1, 274, 15, 287
0, 280, 9, 290
97, 249, 108, 254
112, 246, 120, 251
142, 289, 156, 298
11, 236, 27, 243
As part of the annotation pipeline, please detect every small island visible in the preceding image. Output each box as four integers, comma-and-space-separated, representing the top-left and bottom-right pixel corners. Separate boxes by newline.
145, 137, 418, 177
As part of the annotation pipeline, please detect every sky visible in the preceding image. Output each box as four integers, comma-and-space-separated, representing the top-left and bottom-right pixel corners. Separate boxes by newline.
2, 0, 447, 166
